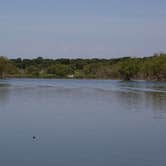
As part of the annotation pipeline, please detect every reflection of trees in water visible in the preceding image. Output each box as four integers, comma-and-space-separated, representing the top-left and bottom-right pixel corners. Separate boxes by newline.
114, 91, 146, 112
114, 91, 166, 118
0, 83, 10, 106
145, 92, 166, 119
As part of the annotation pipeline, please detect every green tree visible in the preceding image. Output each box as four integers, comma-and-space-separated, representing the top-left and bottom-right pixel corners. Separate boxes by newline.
0, 57, 9, 78
47, 64, 72, 77
25, 66, 40, 77
118, 59, 139, 80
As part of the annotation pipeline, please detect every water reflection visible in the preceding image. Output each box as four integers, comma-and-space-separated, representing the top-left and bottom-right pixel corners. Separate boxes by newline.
0, 79, 166, 166
0, 82, 10, 106
111, 90, 166, 118
146, 92, 166, 119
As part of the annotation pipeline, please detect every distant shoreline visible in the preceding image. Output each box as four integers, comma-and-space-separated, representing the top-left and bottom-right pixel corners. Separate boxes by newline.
1, 77, 166, 83
0, 53, 166, 81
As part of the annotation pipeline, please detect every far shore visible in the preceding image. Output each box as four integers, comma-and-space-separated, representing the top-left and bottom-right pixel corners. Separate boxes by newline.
0, 53, 166, 82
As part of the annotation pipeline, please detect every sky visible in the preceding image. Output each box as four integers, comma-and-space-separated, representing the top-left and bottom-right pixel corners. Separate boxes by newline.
0, 0, 166, 59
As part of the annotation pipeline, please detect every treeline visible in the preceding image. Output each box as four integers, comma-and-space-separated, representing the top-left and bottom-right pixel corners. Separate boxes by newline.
0, 53, 166, 81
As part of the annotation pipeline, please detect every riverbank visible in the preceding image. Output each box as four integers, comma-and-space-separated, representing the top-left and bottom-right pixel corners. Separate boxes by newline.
0, 53, 166, 81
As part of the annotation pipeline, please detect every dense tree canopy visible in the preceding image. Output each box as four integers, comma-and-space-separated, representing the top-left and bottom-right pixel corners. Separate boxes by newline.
0, 57, 8, 77
0, 53, 165, 81
0, 56, 17, 78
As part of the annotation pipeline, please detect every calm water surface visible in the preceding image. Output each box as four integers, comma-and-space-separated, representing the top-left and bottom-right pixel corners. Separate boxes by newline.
0, 79, 166, 166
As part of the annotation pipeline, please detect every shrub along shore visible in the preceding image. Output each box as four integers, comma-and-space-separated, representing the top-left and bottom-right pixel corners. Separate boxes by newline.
0, 53, 166, 81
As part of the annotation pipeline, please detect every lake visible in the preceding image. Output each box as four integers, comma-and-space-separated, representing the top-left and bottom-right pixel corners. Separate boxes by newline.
0, 79, 166, 166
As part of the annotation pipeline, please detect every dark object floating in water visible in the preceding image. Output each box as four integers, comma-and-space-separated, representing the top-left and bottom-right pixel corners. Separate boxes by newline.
32, 136, 36, 139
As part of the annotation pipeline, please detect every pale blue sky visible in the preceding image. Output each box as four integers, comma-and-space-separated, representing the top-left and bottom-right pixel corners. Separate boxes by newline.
0, 0, 166, 58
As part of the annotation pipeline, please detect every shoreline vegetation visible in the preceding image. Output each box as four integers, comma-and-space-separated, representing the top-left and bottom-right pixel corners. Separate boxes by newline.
0, 53, 166, 81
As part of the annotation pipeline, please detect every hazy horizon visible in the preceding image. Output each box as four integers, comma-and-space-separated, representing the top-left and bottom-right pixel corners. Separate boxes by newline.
1, 0, 166, 59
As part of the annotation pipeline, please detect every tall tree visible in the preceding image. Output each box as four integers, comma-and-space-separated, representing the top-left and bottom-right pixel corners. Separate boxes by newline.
0, 57, 9, 78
